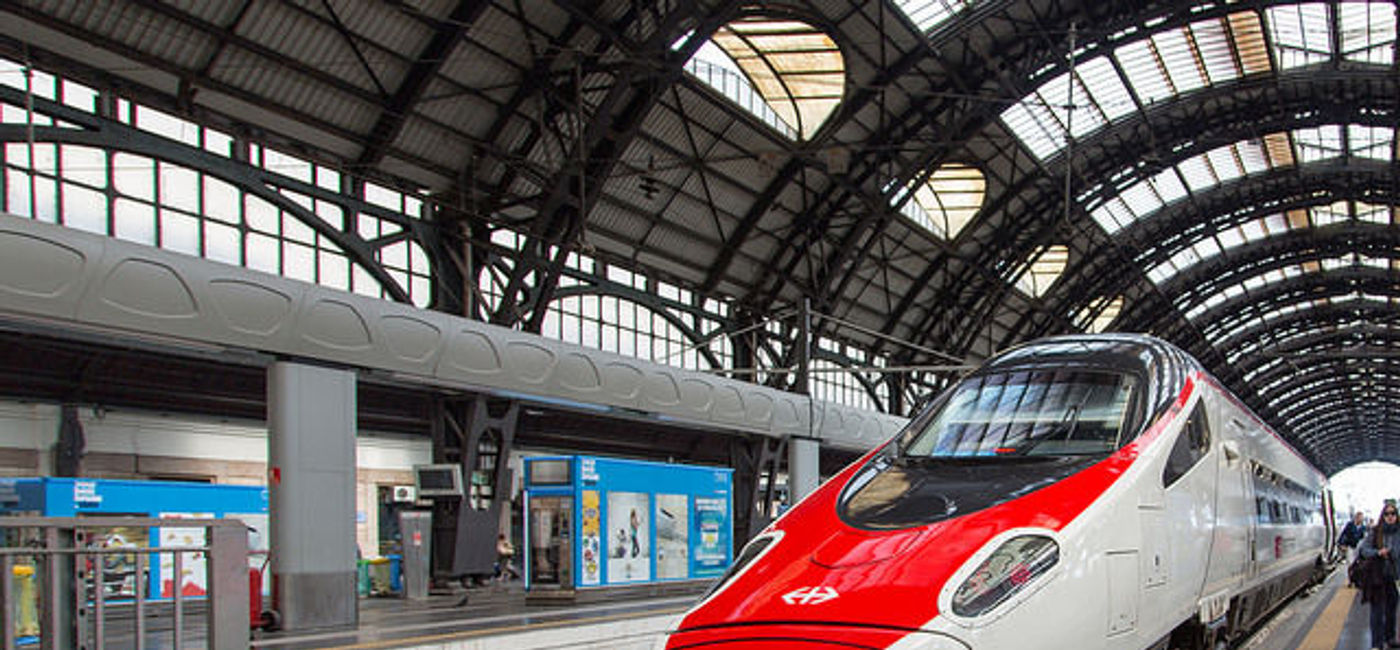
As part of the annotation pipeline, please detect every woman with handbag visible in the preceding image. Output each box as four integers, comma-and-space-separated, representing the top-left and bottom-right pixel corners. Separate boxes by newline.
1361, 504, 1400, 649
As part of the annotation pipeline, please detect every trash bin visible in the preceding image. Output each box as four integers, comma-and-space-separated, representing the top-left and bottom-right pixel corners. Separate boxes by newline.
387, 554, 402, 593
356, 559, 370, 597
368, 557, 392, 596
13, 563, 39, 640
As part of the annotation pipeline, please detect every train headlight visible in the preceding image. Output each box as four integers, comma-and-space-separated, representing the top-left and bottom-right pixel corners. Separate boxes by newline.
950, 535, 1058, 617
705, 531, 780, 597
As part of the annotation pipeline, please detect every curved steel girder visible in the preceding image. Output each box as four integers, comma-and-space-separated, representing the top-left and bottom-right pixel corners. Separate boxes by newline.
726, 1, 1165, 349
1291, 399, 1400, 432
1219, 307, 1400, 380
355, 0, 491, 169
1169, 265, 1400, 331
1302, 436, 1391, 475
921, 68, 1400, 359
3, 2, 514, 187
1284, 398, 1400, 441
491, 3, 741, 330
1123, 168, 1399, 265
1281, 400, 1396, 439
1267, 380, 1400, 436
0, 89, 417, 304
1206, 293, 1400, 367
1050, 163, 1399, 322
1297, 419, 1400, 450
1163, 226, 1400, 305
1251, 353, 1400, 406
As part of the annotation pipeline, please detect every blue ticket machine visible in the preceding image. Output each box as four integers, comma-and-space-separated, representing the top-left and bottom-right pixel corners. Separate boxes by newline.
523, 456, 732, 592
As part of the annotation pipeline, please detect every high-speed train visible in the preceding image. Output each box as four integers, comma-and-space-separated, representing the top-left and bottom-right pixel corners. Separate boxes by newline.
664, 334, 1334, 650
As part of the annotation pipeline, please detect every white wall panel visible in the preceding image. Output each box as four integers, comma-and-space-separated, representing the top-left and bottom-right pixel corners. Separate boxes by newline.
0, 400, 430, 471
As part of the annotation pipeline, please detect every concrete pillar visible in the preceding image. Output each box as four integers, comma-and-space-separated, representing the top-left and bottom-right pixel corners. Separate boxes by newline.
787, 436, 820, 505
268, 362, 357, 631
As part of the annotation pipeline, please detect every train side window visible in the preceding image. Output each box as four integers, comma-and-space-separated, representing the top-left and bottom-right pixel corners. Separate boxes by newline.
1163, 402, 1211, 487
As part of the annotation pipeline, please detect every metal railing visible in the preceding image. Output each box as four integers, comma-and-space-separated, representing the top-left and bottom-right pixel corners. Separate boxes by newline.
1, 517, 249, 650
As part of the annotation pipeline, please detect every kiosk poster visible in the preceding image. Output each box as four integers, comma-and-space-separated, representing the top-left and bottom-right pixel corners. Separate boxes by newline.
606, 491, 650, 582
158, 512, 212, 597
580, 490, 601, 586
89, 526, 147, 598
655, 494, 689, 579
694, 497, 728, 575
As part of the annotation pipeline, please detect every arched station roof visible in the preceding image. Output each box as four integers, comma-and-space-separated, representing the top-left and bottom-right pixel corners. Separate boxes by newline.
2, 0, 1399, 473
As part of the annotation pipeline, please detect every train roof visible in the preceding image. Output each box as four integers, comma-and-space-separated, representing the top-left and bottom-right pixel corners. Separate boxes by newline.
984, 334, 1201, 376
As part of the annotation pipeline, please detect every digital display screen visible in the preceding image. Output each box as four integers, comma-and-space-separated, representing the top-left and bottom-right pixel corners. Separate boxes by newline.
414, 464, 463, 496
530, 460, 571, 485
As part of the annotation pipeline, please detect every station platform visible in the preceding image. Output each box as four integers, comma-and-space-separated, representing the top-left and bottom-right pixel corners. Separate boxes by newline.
244, 568, 1389, 650
250, 582, 694, 650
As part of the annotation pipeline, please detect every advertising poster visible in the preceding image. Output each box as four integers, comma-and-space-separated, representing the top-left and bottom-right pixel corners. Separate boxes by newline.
694, 497, 728, 575
88, 525, 148, 598
656, 494, 689, 579
580, 490, 601, 586
607, 491, 650, 583
158, 512, 212, 597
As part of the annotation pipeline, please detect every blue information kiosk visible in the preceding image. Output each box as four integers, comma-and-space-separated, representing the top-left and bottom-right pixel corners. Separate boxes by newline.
523, 455, 732, 597
0, 477, 268, 600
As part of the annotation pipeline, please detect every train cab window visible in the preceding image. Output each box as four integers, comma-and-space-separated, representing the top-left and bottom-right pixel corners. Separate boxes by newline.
1162, 402, 1211, 487
839, 367, 1141, 529
901, 368, 1139, 458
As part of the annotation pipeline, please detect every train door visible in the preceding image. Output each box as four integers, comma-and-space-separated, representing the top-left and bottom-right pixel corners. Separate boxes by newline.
1203, 417, 1251, 589
1161, 400, 1216, 605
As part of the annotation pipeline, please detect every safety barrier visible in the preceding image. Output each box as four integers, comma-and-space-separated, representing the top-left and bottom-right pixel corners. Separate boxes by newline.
1, 516, 248, 650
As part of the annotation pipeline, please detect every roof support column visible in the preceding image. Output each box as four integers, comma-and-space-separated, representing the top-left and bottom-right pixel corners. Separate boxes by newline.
787, 435, 820, 505
268, 361, 358, 631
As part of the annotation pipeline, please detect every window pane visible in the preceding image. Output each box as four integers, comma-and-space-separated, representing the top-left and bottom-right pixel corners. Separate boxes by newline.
158, 162, 199, 213
61, 183, 108, 234
205, 220, 241, 265
113, 199, 156, 245
159, 209, 200, 256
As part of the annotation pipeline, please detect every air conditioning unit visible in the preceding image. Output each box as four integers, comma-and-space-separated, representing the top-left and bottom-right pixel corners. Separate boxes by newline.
392, 485, 417, 503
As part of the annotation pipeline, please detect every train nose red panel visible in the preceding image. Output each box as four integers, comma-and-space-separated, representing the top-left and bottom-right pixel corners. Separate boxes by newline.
810, 528, 926, 568
664, 624, 969, 649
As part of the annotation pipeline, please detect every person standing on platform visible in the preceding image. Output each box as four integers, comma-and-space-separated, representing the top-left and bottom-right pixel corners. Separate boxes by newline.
496, 533, 519, 581
1361, 504, 1400, 650
1345, 512, 1370, 584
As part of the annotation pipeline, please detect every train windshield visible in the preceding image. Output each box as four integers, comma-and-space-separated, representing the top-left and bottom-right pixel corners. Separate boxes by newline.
838, 366, 1142, 530
901, 368, 1137, 459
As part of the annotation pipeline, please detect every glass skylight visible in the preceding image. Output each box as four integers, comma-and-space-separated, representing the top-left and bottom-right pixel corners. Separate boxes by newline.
1090, 126, 1396, 235
1075, 295, 1124, 333
1145, 201, 1393, 285
1003, 4, 1396, 161
1014, 245, 1068, 298
1267, 4, 1333, 69
1339, 2, 1397, 63
1195, 284, 1396, 345
685, 41, 795, 139
893, 0, 974, 33
906, 163, 986, 239
699, 18, 845, 140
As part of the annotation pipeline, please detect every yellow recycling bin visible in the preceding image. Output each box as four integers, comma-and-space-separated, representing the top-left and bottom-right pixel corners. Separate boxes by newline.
368, 557, 391, 596
12, 563, 39, 638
